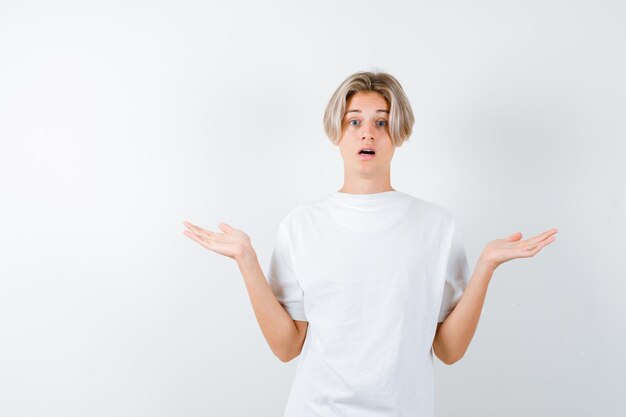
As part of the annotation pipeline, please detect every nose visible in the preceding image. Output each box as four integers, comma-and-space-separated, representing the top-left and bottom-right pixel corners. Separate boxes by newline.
360, 120, 376, 141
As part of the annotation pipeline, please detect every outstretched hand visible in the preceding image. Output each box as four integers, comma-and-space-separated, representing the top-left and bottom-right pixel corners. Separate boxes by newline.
183, 221, 253, 261
479, 228, 558, 271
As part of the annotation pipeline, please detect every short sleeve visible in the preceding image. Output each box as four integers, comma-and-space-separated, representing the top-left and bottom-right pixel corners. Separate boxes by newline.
266, 221, 307, 321
437, 219, 482, 322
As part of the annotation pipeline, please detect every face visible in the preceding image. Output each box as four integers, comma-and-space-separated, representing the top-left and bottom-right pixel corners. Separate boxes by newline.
338, 91, 395, 175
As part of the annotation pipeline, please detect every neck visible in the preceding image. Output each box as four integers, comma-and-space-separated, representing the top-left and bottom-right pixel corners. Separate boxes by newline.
338, 176, 394, 195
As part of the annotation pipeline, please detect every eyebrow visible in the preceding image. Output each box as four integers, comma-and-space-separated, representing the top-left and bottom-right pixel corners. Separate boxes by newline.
345, 109, 389, 115
343, 109, 389, 117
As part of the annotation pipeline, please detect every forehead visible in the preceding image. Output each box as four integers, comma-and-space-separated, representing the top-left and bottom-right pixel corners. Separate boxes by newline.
347, 91, 388, 107
344, 91, 389, 116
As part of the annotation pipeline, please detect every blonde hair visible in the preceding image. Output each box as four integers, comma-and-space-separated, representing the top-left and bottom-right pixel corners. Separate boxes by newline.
323, 71, 415, 147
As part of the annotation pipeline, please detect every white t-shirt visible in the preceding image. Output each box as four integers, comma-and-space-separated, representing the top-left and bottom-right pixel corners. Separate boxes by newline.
266, 190, 473, 417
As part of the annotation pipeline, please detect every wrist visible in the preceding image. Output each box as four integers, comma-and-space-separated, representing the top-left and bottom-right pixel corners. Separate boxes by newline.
235, 245, 257, 266
477, 254, 498, 275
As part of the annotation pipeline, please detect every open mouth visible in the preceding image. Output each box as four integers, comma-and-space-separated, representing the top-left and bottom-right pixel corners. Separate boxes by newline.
358, 148, 376, 159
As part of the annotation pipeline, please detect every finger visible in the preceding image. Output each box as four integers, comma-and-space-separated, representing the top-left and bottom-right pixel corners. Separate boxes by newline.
183, 221, 206, 233
184, 221, 216, 239
526, 228, 559, 245
183, 229, 214, 249
505, 232, 523, 241
182, 226, 216, 246
539, 235, 557, 248
525, 234, 557, 253
218, 222, 234, 233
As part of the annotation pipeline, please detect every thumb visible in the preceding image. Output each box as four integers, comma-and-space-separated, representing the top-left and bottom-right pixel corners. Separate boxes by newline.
218, 222, 234, 233
506, 231, 523, 241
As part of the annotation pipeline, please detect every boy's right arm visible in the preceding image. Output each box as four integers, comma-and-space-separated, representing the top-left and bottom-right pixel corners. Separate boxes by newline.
236, 247, 308, 362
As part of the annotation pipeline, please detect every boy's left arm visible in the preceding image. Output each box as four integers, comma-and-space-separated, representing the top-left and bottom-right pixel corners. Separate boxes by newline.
432, 258, 495, 365
433, 227, 557, 364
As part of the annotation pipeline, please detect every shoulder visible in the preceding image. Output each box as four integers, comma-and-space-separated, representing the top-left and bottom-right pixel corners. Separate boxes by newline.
277, 198, 326, 229
402, 193, 456, 225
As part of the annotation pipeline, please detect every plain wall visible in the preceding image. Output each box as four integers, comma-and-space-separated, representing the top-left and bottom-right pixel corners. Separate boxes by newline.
1, 0, 624, 416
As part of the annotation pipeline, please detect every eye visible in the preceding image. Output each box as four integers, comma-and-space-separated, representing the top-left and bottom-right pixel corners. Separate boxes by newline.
348, 119, 359, 126
377, 120, 388, 127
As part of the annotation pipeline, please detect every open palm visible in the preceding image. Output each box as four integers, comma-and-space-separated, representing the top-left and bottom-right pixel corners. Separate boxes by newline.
183, 221, 251, 261
480, 228, 558, 271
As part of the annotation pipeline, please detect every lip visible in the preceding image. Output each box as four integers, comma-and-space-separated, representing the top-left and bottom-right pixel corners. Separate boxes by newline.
357, 146, 376, 160
358, 146, 377, 154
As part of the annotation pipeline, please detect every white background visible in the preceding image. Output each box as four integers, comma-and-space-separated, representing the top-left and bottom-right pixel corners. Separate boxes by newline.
1, 1, 624, 416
